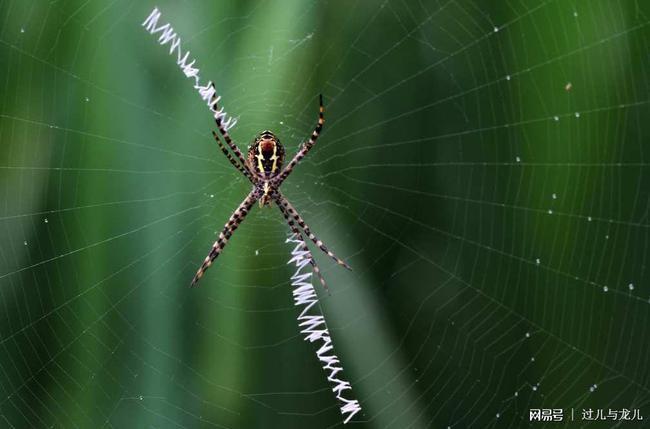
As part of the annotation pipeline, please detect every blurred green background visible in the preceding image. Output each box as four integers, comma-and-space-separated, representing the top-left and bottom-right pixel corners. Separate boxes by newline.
1, 0, 649, 428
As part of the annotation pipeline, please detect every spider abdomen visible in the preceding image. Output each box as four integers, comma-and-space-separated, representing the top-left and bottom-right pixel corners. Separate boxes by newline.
248, 130, 285, 177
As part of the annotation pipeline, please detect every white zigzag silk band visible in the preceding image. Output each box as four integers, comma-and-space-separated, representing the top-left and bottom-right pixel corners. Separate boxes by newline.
142, 8, 237, 130
287, 234, 362, 424
142, 6, 360, 423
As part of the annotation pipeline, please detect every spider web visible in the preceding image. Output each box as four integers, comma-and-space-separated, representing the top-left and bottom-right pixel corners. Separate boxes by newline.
1, 0, 649, 428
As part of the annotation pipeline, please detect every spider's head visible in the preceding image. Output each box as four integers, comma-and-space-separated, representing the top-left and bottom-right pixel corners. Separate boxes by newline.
248, 130, 285, 177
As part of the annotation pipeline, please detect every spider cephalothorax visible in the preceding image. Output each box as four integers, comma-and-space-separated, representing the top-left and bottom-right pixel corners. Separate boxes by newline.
191, 95, 350, 290
247, 131, 285, 178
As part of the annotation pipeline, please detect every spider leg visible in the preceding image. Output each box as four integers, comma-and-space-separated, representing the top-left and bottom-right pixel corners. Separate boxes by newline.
212, 131, 254, 183
210, 89, 252, 175
276, 194, 352, 271
190, 190, 258, 287
274, 94, 324, 187
277, 201, 329, 293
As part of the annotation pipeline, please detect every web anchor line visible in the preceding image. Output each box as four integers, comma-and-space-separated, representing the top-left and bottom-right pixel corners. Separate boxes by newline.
142, 7, 238, 130
286, 234, 362, 424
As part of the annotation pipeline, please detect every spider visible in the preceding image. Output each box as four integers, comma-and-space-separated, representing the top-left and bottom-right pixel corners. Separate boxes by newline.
191, 94, 351, 290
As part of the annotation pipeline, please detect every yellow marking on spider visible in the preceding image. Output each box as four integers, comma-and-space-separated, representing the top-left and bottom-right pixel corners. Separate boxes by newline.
256, 151, 265, 172
270, 144, 279, 173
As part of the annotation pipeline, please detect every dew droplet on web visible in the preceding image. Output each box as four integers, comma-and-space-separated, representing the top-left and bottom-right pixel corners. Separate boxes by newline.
603, 286, 608, 292
493, 26, 499, 33
628, 283, 634, 290
496, 413, 500, 418
553, 115, 559, 121
84, 97, 90, 102
548, 209, 553, 214
535, 258, 540, 265
532, 386, 537, 391
588, 216, 592, 221
210, 194, 214, 198
531, 357, 535, 362
255, 249, 259, 256
506, 75, 511, 81
44, 218, 49, 223
20, 28, 25, 33
573, 11, 578, 17
565, 82, 572, 91
552, 193, 557, 199
23, 241, 28, 246
516, 156, 521, 162
575, 112, 580, 118
514, 391, 518, 397
525, 332, 530, 338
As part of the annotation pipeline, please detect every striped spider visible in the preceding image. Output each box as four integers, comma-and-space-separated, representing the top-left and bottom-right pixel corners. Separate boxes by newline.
191, 95, 351, 290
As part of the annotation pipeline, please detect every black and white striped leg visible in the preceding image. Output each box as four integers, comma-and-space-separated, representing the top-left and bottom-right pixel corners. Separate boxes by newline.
275, 94, 324, 187
277, 202, 329, 293
212, 131, 254, 183
210, 92, 250, 173
276, 195, 352, 270
191, 190, 258, 287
